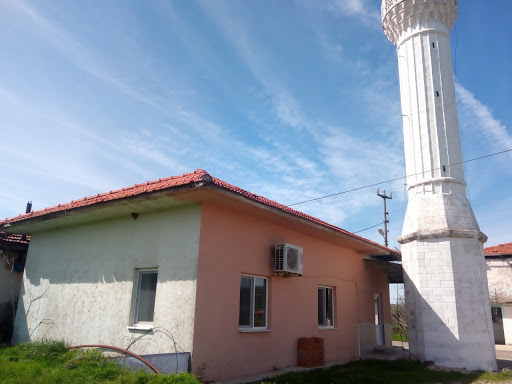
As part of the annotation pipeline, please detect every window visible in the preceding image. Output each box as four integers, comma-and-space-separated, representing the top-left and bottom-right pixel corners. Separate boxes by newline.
239, 275, 267, 329
133, 269, 158, 326
318, 286, 334, 327
491, 307, 503, 324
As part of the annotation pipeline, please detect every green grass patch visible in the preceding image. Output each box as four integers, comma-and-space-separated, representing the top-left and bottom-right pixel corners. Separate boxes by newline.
260, 359, 512, 384
0, 341, 201, 384
392, 332, 408, 342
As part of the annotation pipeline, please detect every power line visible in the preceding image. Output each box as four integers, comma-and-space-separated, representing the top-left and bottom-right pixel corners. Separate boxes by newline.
353, 222, 383, 234
288, 148, 512, 207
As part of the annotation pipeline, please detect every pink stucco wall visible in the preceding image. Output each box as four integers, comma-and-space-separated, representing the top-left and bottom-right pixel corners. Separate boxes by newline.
192, 202, 390, 382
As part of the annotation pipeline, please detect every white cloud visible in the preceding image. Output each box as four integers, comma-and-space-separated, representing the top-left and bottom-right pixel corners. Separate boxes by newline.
0, 0, 408, 239
456, 82, 512, 153
197, 1, 309, 132
324, 0, 381, 27
5, 0, 167, 114
271, 91, 306, 130
0, 85, 154, 181
121, 131, 187, 173
317, 34, 344, 64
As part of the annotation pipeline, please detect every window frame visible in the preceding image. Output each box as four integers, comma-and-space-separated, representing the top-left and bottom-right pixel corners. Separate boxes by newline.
239, 274, 268, 330
132, 268, 158, 328
318, 285, 335, 328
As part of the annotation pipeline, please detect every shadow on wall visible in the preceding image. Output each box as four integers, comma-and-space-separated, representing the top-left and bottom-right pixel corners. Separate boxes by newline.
0, 302, 17, 343
404, 266, 496, 370
405, 270, 459, 364
0, 248, 26, 343
13, 283, 51, 343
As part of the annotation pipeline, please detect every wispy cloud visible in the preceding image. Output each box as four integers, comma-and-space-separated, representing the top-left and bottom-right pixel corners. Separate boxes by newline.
121, 131, 187, 173
271, 90, 306, 130
0, 0, 405, 241
194, 0, 406, 230
456, 82, 512, 154
5, 0, 167, 113
317, 34, 344, 64
324, 0, 381, 27
0, 86, 154, 182
197, 1, 310, 132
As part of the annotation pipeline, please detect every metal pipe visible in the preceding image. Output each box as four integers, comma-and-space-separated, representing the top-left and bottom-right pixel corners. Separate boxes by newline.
69, 344, 161, 374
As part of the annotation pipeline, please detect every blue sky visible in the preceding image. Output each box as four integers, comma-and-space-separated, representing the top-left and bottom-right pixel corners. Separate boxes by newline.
1, 0, 511, 250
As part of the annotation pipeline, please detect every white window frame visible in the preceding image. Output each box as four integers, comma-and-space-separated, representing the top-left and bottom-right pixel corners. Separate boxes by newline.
318, 286, 334, 328
239, 274, 268, 330
130, 268, 158, 330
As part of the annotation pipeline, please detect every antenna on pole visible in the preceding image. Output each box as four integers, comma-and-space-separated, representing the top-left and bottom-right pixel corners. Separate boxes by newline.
377, 189, 392, 247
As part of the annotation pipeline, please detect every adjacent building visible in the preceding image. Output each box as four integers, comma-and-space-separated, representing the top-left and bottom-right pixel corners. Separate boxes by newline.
485, 242, 512, 346
0, 232, 29, 342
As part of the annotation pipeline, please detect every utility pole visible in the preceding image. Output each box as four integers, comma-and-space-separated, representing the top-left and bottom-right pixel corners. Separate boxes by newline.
377, 189, 392, 247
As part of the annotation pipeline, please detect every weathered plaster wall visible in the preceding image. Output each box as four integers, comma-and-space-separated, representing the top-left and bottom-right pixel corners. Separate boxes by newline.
487, 258, 512, 303
358, 323, 376, 355
13, 205, 201, 356
487, 258, 512, 345
191, 203, 391, 382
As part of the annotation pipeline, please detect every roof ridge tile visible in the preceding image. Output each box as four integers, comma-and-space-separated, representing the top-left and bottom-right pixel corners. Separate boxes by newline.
0, 169, 392, 253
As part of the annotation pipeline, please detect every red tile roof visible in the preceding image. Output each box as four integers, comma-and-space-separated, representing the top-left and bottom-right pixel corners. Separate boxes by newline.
0, 232, 30, 245
0, 169, 393, 253
485, 242, 512, 256
1, 169, 208, 225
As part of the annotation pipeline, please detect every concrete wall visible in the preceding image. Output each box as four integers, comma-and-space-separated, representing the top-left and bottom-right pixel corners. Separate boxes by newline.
358, 323, 376, 355
191, 203, 391, 382
504, 305, 512, 346
13, 205, 202, 356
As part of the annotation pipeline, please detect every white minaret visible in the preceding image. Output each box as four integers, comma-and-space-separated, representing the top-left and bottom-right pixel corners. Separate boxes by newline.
382, 0, 497, 370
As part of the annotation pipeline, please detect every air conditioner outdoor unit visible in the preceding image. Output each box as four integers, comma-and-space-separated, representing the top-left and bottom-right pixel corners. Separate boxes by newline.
275, 243, 303, 275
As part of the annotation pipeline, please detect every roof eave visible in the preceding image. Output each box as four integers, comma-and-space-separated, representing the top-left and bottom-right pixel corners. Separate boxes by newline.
0, 181, 207, 234
1, 175, 400, 259
206, 184, 399, 258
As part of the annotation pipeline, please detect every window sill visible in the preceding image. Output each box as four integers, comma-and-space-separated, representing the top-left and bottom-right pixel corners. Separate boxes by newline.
318, 327, 337, 330
239, 328, 271, 333
127, 324, 154, 331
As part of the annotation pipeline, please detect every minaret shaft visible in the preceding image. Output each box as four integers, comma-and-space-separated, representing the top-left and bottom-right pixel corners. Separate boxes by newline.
382, 0, 496, 371
398, 30, 463, 188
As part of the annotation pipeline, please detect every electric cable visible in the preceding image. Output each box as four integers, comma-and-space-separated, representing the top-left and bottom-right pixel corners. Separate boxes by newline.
353, 222, 383, 234
288, 147, 512, 207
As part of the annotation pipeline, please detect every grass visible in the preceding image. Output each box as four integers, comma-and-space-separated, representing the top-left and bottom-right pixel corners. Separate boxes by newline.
2, 341, 512, 384
392, 332, 408, 342
259, 359, 512, 384
0, 341, 201, 384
